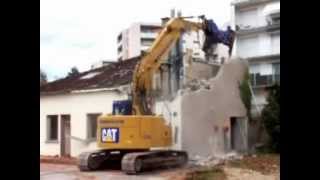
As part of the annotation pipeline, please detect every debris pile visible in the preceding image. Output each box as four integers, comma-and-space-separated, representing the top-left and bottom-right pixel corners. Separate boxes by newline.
184, 79, 212, 91
189, 152, 243, 167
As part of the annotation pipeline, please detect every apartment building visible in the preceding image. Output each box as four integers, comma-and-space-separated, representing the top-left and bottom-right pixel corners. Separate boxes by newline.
117, 23, 162, 61
231, 0, 280, 117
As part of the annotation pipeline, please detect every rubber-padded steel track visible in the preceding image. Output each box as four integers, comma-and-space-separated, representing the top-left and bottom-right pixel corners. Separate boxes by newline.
78, 150, 108, 171
121, 150, 188, 174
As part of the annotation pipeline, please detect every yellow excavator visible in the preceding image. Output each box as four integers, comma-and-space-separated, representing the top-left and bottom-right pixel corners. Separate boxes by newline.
78, 15, 235, 174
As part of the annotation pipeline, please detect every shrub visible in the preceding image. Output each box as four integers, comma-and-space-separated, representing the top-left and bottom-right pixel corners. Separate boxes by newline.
261, 84, 280, 152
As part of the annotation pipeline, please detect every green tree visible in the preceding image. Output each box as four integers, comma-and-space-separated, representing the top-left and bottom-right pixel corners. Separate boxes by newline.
262, 84, 280, 152
239, 69, 252, 121
67, 66, 80, 77
40, 69, 47, 85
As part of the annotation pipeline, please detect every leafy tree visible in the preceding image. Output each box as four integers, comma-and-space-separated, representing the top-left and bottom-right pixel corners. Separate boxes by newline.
239, 69, 252, 121
40, 69, 47, 85
67, 66, 80, 77
261, 84, 280, 152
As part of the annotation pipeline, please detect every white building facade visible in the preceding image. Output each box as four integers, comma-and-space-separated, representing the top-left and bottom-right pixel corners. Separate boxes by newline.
117, 23, 162, 61
231, 0, 280, 117
40, 90, 128, 156
40, 58, 138, 157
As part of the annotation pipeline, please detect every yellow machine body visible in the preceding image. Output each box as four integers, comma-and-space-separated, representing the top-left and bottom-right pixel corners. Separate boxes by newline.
97, 115, 172, 149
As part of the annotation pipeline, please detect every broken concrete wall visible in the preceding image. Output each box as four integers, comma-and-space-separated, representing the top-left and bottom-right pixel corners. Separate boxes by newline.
182, 49, 220, 85
180, 59, 249, 158
152, 34, 249, 159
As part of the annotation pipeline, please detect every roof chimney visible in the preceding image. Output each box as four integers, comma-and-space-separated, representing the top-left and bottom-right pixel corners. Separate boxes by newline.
171, 9, 176, 18
177, 10, 182, 17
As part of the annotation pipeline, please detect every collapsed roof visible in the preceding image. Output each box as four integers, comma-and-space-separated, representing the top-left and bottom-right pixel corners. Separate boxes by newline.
40, 56, 140, 95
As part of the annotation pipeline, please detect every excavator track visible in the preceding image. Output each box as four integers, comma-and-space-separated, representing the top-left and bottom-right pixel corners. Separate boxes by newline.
121, 150, 188, 174
78, 150, 109, 171
78, 149, 148, 171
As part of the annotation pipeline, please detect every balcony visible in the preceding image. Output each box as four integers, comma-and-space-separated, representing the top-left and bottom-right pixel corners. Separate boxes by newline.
236, 22, 279, 36
250, 61, 280, 88
250, 73, 279, 88
232, 0, 276, 8
140, 32, 158, 39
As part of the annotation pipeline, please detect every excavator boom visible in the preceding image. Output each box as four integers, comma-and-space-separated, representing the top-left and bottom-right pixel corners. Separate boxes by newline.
132, 18, 203, 115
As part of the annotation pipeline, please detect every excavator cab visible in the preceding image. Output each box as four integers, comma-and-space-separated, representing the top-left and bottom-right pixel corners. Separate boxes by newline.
112, 100, 132, 115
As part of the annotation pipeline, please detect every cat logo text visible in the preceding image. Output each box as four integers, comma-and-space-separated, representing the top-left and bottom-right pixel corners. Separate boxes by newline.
101, 128, 119, 143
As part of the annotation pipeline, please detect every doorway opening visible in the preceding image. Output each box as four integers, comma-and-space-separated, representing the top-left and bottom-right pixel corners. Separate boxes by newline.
60, 115, 71, 156
230, 116, 248, 152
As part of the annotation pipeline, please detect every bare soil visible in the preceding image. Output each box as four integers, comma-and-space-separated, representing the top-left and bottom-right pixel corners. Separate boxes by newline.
40, 155, 78, 165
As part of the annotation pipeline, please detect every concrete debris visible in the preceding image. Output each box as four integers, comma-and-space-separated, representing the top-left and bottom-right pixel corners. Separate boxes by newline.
189, 152, 243, 167
184, 78, 213, 92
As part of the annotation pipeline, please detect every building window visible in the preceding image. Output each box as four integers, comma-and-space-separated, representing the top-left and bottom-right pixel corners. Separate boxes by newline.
117, 45, 123, 53
237, 35, 259, 58
117, 34, 122, 43
87, 113, 101, 140
236, 8, 258, 28
141, 25, 161, 33
271, 33, 280, 54
47, 115, 58, 141
272, 62, 280, 84
141, 38, 154, 46
250, 62, 280, 87
174, 126, 179, 144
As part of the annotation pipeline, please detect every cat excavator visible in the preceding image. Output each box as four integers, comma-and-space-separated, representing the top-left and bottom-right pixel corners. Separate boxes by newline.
78, 15, 235, 174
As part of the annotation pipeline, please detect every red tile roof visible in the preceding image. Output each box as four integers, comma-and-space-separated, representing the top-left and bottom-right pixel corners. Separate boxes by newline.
40, 56, 140, 95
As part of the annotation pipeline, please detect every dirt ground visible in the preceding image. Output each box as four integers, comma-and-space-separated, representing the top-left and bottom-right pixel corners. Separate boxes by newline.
40, 154, 280, 180
185, 154, 280, 180
224, 154, 280, 180
224, 167, 279, 180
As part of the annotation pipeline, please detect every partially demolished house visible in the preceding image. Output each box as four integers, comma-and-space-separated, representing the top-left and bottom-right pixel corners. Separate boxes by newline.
40, 34, 249, 159
150, 42, 249, 159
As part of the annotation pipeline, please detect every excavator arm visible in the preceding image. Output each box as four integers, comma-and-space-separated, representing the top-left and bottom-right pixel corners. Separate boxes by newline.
131, 18, 203, 115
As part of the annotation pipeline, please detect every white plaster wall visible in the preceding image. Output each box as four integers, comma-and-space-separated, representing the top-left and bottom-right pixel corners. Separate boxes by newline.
237, 32, 279, 58
237, 34, 260, 57
40, 91, 128, 157
259, 33, 272, 56
141, 32, 158, 39
233, 1, 280, 58
128, 23, 141, 59
235, 7, 259, 28
121, 29, 130, 60
235, 1, 280, 29
154, 94, 182, 150
271, 33, 280, 54
181, 59, 248, 158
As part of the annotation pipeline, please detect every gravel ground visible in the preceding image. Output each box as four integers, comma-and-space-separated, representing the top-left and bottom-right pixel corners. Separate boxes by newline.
40, 154, 280, 180
224, 167, 280, 180
40, 163, 168, 180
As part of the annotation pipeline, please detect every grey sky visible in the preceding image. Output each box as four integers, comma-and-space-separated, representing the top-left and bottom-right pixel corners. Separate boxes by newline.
40, 0, 233, 81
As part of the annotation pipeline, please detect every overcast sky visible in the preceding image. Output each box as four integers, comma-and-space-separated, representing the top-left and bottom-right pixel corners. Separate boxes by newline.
40, 0, 233, 81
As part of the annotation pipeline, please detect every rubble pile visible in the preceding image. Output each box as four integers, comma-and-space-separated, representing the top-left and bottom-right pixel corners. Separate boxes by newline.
189, 152, 244, 167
